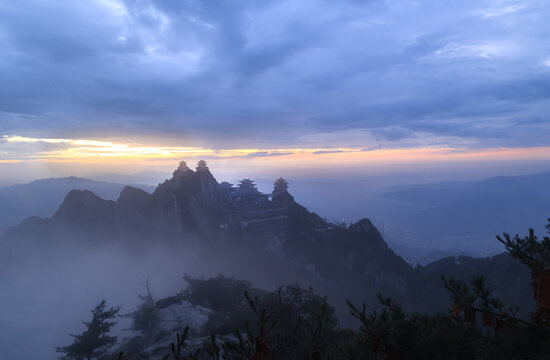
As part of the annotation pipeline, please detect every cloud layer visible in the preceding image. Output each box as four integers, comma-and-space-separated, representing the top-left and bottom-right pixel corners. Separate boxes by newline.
1, 0, 550, 149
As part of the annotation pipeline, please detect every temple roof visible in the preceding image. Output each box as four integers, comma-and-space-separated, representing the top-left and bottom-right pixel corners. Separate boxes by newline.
196, 160, 209, 171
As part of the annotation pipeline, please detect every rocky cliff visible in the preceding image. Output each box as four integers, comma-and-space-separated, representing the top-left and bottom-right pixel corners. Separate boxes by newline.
1, 161, 531, 320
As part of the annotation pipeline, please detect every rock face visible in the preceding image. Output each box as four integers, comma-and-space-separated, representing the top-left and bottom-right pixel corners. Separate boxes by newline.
0, 176, 155, 237
3, 165, 230, 249
53, 190, 117, 241
2, 164, 430, 307
0, 162, 485, 317
117, 297, 215, 360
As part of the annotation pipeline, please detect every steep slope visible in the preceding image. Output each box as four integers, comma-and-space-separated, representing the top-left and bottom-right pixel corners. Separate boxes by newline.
1, 162, 534, 324
0, 177, 155, 236
1, 163, 430, 317
3, 164, 228, 248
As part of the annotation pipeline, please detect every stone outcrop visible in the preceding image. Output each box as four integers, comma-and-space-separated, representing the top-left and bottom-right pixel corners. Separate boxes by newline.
116, 298, 217, 360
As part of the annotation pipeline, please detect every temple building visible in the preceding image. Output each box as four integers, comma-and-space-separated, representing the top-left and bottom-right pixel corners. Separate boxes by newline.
196, 160, 209, 172
272, 177, 289, 196
236, 179, 259, 195
171, 162, 290, 235
219, 181, 234, 202
174, 161, 189, 173
232, 179, 268, 207
224, 178, 288, 235
219, 181, 234, 191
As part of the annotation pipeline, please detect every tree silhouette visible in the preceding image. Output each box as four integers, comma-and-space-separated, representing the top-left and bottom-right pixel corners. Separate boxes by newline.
497, 218, 550, 323
497, 219, 550, 272
56, 300, 120, 360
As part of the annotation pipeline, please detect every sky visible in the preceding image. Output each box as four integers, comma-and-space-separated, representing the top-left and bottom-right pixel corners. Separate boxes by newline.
3, 3, 550, 358
1, 0, 550, 184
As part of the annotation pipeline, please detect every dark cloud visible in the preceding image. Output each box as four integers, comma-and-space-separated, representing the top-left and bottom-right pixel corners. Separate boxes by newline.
0, 0, 549, 149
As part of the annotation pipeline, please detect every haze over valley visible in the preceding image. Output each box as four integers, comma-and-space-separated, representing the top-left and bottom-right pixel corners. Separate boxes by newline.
2, 0, 550, 358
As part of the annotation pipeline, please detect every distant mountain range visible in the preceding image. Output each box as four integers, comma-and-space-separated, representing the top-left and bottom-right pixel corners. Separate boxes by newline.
87, 170, 169, 186
0, 165, 543, 360
0, 162, 537, 324
1, 163, 422, 318
4, 169, 549, 265
228, 171, 550, 264
360, 171, 550, 263
0, 177, 155, 236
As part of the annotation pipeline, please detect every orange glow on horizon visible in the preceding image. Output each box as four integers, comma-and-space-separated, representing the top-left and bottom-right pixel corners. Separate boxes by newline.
2, 135, 550, 168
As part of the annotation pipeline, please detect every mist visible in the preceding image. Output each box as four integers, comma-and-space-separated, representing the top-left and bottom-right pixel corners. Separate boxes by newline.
0, 238, 242, 359
2, 0, 550, 357
1, 161, 547, 358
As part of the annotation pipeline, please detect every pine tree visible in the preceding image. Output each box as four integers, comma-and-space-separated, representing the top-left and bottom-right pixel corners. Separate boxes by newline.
496, 218, 550, 271
56, 300, 120, 360
497, 218, 550, 323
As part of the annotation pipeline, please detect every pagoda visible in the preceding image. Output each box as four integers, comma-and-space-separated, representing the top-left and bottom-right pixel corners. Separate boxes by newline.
172, 160, 192, 177
196, 160, 209, 172
272, 177, 289, 196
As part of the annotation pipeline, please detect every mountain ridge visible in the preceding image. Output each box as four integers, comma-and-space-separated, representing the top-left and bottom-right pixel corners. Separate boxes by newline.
0, 176, 155, 237
0, 161, 535, 324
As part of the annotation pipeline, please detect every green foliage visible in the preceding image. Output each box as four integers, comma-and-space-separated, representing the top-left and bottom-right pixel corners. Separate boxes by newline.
180, 277, 340, 359
442, 275, 515, 315
205, 334, 233, 360
338, 218, 550, 360
56, 300, 120, 360
182, 275, 254, 313
204, 286, 339, 360
78, 219, 550, 359
496, 218, 550, 271
263, 285, 339, 358
130, 279, 158, 332
131, 294, 157, 331
118, 328, 200, 360
162, 329, 201, 360
346, 292, 549, 360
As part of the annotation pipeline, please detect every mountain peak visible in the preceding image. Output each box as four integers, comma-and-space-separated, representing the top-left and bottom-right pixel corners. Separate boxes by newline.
349, 218, 387, 250
59, 189, 107, 208
271, 191, 295, 206
195, 160, 209, 172
118, 185, 152, 204
173, 161, 194, 175
53, 189, 115, 227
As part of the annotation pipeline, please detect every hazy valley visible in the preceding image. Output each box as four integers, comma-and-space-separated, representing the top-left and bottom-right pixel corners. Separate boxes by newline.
0, 162, 541, 359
